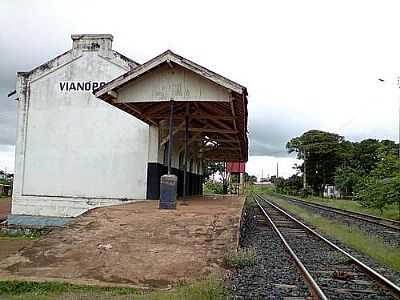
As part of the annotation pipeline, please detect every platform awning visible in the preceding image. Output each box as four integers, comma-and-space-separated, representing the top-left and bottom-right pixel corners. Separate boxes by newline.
94, 50, 248, 161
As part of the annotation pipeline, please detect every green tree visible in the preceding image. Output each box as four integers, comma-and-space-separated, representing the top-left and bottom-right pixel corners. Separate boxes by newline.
334, 165, 364, 196
244, 173, 257, 184
352, 139, 382, 173
287, 130, 345, 193
357, 151, 400, 215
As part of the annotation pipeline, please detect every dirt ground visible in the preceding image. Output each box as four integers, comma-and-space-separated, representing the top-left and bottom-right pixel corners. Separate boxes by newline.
0, 240, 33, 261
0, 195, 244, 288
0, 197, 11, 220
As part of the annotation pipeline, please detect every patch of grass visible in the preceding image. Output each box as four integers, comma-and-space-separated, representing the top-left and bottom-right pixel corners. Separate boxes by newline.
0, 278, 229, 300
136, 277, 229, 300
0, 227, 51, 240
223, 248, 256, 269
243, 196, 257, 210
268, 196, 400, 272
244, 184, 274, 196
0, 280, 139, 299
0, 235, 37, 241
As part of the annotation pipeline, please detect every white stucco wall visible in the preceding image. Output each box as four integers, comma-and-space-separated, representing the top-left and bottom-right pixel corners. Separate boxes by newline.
12, 36, 149, 217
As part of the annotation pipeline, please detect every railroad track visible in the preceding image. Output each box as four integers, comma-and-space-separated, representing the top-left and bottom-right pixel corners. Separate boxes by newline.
274, 193, 400, 231
254, 193, 400, 300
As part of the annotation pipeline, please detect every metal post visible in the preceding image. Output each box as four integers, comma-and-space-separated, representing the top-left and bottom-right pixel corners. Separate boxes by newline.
303, 150, 307, 189
183, 103, 189, 202
167, 100, 174, 175
397, 76, 400, 159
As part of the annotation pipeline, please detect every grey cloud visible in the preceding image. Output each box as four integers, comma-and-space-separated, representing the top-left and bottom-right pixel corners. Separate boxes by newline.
0, 88, 17, 146
248, 112, 311, 157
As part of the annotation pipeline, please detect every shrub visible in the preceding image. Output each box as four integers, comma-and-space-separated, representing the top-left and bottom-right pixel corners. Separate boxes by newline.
203, 181, 224, 194
223, 248, 256, 269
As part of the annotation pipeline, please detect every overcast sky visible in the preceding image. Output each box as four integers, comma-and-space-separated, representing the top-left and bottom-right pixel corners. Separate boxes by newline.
1, 0, 400, 179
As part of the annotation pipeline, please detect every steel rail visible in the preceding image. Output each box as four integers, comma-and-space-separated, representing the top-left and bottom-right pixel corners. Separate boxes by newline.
256, 193, 400, 298
275, 193, 400, 231
253, 195, 328, 300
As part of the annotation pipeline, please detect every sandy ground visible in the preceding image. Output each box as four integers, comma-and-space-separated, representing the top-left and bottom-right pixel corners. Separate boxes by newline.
0, 198, 33, 267
0, 197, 11, 220
0, 195, 244, 288
0, 240, 33, 261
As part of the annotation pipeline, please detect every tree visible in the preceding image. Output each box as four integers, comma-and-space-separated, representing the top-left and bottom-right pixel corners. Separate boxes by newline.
203, 161, 229, 193
244, 173, 257, 184
352, 139, 381, 173
357, 151, 400, 215
287, 130, 345, 194
204, 162, 224, 181
275, 175, 303, 195
334, 165, 364, 196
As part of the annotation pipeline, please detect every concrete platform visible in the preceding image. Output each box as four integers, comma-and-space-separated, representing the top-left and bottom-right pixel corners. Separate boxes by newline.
7, 215, 73, 227
0, 195, 245, 288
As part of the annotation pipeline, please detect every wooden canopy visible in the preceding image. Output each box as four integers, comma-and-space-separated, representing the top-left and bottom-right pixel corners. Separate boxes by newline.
94, 50, 248, 161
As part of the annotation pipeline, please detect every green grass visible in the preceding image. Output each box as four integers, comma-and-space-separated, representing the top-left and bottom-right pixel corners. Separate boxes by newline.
267, 195, 400, 272
0, 235, 38, 241
223, 248, 256, 269
0, 280, 139, 300
0, 227, 50, 240
0, 278, 229, 300
278, 193, 400, 221
244, 184, 274, 195
135, 278, 228, 300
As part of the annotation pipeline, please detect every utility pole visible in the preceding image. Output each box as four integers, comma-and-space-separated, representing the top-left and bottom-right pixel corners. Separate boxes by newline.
276, 162, 279, 178
378, 76, 400, 159
303, 150, 307, 189
397, 76, 400, 159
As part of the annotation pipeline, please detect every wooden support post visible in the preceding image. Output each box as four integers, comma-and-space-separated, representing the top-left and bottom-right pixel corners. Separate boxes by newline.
183, 103, 190, 203
167, 100, 174, 175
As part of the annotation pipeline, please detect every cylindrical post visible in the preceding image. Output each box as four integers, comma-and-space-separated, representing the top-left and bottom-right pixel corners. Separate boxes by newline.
183, 108, 189, 201
398, 90, 400, 159
167, 100, 174, 175
303, 150, 307, 189
239, 172, 244, 194
398, 78, 400, 159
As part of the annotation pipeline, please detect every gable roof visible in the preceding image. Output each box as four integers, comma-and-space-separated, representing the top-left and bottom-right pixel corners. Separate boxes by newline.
94, 50, 247, 98
94, 50, 249, 162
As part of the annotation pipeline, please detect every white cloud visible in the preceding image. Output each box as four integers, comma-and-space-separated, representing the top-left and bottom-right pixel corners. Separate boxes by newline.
247, 155, 301, 180
0, 145, 15, 173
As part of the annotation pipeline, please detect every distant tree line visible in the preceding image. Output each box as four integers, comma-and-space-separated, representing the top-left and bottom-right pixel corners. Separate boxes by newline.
276, 130, 399, 214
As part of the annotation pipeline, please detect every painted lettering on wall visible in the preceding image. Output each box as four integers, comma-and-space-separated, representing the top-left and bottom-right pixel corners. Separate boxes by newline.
59, 81, 106, 92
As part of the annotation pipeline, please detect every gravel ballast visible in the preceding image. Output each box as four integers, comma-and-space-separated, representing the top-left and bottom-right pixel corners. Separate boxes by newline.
227, 204, 310, 299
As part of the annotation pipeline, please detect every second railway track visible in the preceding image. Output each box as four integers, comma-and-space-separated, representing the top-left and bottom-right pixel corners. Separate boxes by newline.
268, 193, 400, 247
254, 193, 400, 300
274, 193, 400, 231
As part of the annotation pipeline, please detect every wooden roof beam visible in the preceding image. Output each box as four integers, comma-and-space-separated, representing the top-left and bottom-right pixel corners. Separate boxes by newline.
230, 93, 238, 131
144, 113, 236, 121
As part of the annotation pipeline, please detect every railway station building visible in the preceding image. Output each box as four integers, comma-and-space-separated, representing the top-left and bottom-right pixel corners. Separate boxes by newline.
10, 34, 248, 219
